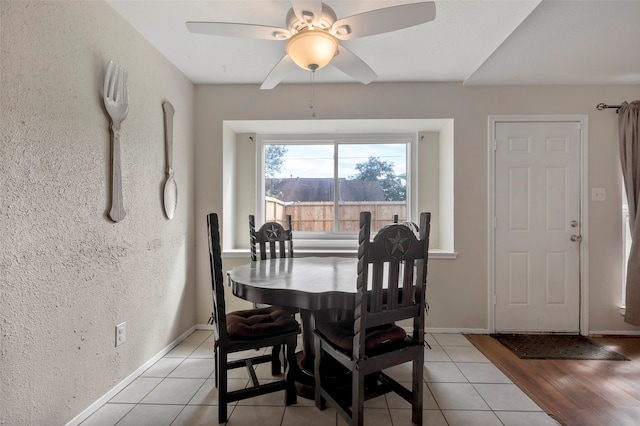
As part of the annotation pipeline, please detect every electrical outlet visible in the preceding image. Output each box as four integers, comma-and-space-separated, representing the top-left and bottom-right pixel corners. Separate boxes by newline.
115, 322, 127, 347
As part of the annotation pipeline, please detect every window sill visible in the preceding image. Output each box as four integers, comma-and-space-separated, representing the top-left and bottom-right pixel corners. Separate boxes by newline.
223, 248, 458, 260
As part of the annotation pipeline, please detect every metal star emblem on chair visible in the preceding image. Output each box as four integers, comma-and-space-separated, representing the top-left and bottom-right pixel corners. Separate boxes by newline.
265, 224, 280, 241
386, 229, 410, 257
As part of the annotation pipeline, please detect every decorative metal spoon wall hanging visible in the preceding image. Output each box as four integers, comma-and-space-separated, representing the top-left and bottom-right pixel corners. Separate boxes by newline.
162, 101, 177, 219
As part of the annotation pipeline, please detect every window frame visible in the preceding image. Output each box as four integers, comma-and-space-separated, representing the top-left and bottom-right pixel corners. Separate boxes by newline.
256, 133, 417, 243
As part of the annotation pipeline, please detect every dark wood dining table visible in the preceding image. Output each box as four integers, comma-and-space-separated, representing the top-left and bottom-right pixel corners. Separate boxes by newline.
227, 256, 358, 398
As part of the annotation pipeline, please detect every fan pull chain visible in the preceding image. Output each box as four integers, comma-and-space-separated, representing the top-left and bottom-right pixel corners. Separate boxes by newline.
309, 70, 316, 118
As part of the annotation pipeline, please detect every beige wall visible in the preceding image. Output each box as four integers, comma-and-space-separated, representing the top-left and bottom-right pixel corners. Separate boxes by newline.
1, 2, 195, 424
195, 83, 640, 334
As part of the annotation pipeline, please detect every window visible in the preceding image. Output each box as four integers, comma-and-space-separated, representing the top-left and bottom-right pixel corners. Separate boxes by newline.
222, 118, 455, 256
257, 134, 413, 236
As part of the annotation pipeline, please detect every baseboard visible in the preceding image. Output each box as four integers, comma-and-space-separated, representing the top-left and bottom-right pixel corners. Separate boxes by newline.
65, 325, 198, 426
455, 328, 640, 337
197, 323, 215, 331
589, 329, 640, 336
426, 327, 490, 335
399, 327, 490, 335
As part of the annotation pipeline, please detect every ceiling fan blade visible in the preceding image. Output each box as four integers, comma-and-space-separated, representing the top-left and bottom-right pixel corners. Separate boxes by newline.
261, 55, 298, 90
186, 21, 290, 40
331, 45, 377, 85
292, 1, 323, 27
331, 1, 436, 40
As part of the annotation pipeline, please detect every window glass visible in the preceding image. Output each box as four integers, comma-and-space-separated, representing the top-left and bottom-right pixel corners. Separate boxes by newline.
337, 144, 407, 231
265, 144, 334, 231
262, 139, 408, 234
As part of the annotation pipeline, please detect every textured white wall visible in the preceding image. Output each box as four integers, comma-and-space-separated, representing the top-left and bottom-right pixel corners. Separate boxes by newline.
0, 1, 195, 424
194, 83, 640, 333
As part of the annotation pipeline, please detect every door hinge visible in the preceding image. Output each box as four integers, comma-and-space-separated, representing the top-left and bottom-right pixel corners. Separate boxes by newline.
493, 293, 497, 306
493, 139, 497, 151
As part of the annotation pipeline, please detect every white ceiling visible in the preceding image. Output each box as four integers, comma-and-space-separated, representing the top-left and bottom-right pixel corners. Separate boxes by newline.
107, 0, 640, 87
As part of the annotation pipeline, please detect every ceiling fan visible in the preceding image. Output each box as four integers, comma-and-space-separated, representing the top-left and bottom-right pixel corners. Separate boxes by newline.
186, 1, 436, 90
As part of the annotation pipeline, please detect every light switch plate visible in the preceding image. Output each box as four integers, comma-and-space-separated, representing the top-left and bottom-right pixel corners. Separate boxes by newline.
115, 322, 127, 347
592, 188, 606, 201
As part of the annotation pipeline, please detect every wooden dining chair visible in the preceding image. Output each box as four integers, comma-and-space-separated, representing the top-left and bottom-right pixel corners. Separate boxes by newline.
249, 214, 294, 261
207, 213, 300, 423
249, 214, 298, 373
313, 211, 431, 426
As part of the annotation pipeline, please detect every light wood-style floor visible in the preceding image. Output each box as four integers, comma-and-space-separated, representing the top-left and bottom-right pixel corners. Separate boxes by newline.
466, 334, 640, 426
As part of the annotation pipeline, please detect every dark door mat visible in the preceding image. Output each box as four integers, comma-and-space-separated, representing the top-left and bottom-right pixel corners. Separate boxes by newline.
491, 334, 629, 360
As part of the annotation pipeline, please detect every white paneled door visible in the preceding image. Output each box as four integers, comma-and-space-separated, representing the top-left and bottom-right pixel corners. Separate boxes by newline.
494, 121, 582, 333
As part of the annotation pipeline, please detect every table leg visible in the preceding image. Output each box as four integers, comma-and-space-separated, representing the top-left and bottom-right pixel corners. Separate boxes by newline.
294, 308, 351, 399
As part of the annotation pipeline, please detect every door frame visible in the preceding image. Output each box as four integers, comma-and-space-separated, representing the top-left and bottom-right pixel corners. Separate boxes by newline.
488, 115, 589, 335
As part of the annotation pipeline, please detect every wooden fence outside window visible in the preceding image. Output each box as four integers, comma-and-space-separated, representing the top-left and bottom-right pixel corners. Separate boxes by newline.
266, 197, 406, 232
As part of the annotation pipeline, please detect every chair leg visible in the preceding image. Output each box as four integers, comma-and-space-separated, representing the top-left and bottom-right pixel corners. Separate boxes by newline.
352, 369, 366, 426
271, 344, 282, 375
218, 348, 228, 424
214, 346, 219, 387
412, 358, 424, 426
314, 339, 326, 410
280, 343, 288, 371
284, 336, 297, 406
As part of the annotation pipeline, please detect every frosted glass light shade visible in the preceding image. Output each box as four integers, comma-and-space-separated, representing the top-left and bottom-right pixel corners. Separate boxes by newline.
285, 29, 338, 71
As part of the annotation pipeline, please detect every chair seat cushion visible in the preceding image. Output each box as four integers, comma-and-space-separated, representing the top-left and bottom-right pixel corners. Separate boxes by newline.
227, 306, 299, 339
317, 318, 407, 352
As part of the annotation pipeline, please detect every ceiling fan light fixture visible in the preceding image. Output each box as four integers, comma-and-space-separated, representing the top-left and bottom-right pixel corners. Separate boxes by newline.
285, 29, 338, 71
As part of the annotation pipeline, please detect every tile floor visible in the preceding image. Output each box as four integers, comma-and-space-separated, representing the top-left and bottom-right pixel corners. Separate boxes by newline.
80, 330, 560, 425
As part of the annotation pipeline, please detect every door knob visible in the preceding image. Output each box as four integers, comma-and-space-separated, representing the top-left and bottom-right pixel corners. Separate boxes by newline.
570, 234, 582, 242
570, 220, 578, 228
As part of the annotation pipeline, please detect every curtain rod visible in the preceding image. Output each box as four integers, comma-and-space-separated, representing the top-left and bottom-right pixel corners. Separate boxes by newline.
596, 102, 622, 112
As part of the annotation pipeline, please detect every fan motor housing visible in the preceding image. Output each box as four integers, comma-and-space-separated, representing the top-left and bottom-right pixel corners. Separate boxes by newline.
286, 3, 336, 34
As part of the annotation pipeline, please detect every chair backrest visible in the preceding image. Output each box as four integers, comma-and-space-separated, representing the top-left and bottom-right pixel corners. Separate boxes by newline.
392, 214, 420, 234
207, 213, 228, 341
249, 214, 294, 261
354, 211, 431, 358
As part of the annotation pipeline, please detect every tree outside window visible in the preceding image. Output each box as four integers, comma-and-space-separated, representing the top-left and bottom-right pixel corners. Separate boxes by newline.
350, 156, 406, 202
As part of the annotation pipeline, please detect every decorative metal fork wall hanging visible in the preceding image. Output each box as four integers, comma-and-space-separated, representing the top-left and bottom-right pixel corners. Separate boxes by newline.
102, 60, 129, 222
